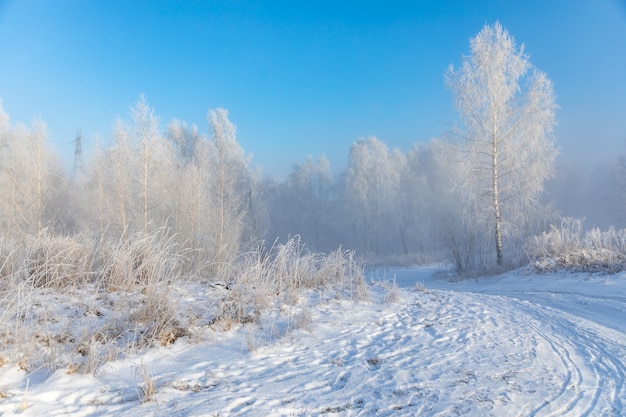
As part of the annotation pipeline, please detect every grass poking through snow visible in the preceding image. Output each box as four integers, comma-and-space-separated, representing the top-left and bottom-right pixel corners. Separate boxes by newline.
0, 231, 365, 375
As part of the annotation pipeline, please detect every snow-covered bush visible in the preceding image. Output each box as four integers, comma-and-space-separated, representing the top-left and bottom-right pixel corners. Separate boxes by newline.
528, 217, 626, 273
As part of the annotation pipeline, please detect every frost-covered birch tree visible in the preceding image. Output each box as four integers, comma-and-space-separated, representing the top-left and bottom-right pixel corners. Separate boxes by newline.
444, 22, 558, 266
165, 120, 207, 258
207, 108, 252, 271
91, 96, 175, 238
126, 95, 167, 233
0, 112, 62, 238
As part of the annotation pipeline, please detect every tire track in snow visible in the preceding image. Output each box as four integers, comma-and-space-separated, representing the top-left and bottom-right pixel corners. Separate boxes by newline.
248, 288, 626, 416
334, 289, 626, 417
501, 297, 626, 417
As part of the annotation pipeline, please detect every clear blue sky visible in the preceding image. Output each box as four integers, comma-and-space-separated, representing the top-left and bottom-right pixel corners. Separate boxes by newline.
0, 0, 625, 177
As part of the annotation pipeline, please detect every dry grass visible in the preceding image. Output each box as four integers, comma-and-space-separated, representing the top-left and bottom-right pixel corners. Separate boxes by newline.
98, 228, 188, 291
245, 330, 256, 353
211, 236, 366, 326
0, 232, 366, 375
292, 305, 313, 331
414, 280, 426, 292
26, 231, 95, 289
134, 364, 156, 403
20, 379, 30, 412
0, 228, 188, 372
383, 278, 399, 304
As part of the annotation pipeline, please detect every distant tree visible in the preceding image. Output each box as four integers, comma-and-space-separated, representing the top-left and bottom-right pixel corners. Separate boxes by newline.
129, 95, 161, 233
108, 117, 138, 236
89, 96, 177, 239
164, 120, 208, 259
166, 119, 201, 166
286, 155, 335, 251
611, 142, 626, 227
0, 114, 62, 237
259, 176, 287, 242
90, 138, 107, 237
396, 144, 431, 255
431, 138, 480, 271
0, 99, 8, 129
206, 108, 253, 272
346, 137, 401, 255
444, 22, 558, 266
86, 105, 252, 274
112, 96, 176, 235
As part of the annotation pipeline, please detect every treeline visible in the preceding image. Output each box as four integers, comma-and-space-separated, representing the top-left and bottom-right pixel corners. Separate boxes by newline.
0, 97, 551, 274
263, 138, 439, 257
0, 98, 257, 278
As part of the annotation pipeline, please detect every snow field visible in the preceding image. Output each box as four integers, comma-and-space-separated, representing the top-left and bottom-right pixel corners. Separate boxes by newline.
0, 268, 625, 416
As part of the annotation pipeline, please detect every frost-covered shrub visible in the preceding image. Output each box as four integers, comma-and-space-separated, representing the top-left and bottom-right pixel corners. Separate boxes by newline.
528, 217, 626, 273
98, 227, 188, 291
26, 231, 95, 288
212, 236, 366, 326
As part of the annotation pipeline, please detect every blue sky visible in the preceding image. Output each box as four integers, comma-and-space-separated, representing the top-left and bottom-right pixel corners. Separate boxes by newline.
0, 0, 625, 177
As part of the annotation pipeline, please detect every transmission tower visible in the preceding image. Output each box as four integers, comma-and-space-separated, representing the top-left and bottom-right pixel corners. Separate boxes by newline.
73, 129, 84, 180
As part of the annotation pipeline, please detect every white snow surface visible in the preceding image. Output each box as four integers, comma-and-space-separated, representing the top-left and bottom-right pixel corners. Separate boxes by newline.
1, 266, 625, 416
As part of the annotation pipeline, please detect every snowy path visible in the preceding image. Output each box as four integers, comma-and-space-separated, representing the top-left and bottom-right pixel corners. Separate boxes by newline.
1, 269, 625, 416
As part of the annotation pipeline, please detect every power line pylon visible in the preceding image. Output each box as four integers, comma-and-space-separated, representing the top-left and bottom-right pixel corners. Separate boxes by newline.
73, 129, 84, 180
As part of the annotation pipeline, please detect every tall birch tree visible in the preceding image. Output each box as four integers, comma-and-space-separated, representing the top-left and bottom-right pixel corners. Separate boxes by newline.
445, 22, 557, 265
0, 113, 62, 238
129, 95, 161, 233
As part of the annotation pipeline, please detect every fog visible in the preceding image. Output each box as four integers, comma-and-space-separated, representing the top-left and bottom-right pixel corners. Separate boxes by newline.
546, 158, 623, 230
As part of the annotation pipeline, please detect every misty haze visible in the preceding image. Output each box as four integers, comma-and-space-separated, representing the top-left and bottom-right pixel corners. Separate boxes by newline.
0, 2, 625, 416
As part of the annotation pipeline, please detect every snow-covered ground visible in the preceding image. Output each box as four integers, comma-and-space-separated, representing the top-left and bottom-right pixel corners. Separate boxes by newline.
1, 266, 625, 416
